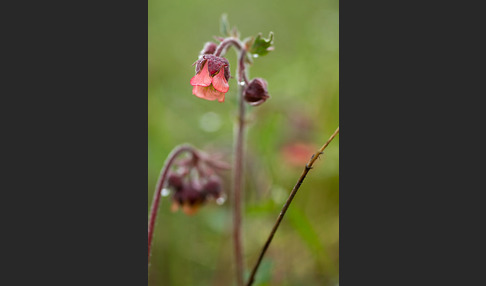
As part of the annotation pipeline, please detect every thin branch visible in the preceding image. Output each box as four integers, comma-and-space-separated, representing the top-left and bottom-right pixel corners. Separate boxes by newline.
246, 127, 340, 286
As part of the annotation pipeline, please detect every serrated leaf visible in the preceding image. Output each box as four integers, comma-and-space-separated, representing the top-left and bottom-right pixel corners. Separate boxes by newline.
250, 32, 274, 57
220, 14, 230, 37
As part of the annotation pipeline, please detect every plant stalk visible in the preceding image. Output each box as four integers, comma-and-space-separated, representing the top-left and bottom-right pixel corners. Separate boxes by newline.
233, 48, 248, 286
148, 144, 196, 264
213, 37, 249, 286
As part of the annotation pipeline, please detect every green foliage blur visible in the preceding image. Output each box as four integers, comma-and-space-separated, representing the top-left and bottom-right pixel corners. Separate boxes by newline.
148, 0, 339, 285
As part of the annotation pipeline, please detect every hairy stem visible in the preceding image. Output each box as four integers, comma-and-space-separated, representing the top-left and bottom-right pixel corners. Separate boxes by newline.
214, 38, 243, 57
148, 144, 197, 264
246, 127, 340, 286
217, 36, 248, 286
213, 36, 249, 286
233, 48, 247, 286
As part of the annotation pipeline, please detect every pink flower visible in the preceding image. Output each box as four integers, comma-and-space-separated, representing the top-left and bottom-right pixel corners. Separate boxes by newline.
190, 55, 230, 103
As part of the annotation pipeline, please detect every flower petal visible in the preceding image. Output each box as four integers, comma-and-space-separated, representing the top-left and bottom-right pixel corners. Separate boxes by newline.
193, 86, 217, 101
190, 62, 212, 87
182, 202, 201, 215
193, 85, 225, 102
211, 68, 229, 93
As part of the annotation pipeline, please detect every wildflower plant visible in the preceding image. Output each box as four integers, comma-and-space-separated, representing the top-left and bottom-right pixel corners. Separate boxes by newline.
189, 15, 275, 286
148, 14, 338, 286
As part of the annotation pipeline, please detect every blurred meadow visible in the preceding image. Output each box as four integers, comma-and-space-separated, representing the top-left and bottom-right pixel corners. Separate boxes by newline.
148, 0, 339, 285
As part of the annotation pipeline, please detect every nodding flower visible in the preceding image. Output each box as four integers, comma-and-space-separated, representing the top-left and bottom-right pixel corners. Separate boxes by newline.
169, 175, 224, 215
166, 151, 226, 215
190, 55, 231, 103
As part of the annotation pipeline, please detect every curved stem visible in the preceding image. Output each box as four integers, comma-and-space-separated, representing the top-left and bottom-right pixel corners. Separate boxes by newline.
148, 144, 197, 264
246, 127, 340, 286
238, 49, 249, 85
214, 38, 243, 57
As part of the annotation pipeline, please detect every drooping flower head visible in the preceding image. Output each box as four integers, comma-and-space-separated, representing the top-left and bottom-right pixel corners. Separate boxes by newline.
190, 55, 231, 103
165, 150, 227, 215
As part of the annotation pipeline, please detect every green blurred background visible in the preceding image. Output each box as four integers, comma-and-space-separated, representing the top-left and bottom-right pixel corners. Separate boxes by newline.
148, 0, 339, 285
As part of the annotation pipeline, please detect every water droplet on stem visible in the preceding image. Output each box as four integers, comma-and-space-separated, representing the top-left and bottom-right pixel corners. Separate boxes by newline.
161, 188, 171, 197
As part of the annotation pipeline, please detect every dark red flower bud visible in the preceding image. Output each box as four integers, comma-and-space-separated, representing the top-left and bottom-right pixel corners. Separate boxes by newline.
203, 176, 223, 198
167, 172, 183, 190
184, 186, 204, 206
171, 181, 206, 215
199, 42, 218, 56
172, 188, 184, 205
244, 78, 270, 106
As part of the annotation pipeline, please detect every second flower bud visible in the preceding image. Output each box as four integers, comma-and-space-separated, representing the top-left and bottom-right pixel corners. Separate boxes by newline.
243, 78, 270, 106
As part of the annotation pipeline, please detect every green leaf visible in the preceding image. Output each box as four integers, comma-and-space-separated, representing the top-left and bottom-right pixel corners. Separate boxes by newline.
250, 32, 274, 57
220, 14, 230, 37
